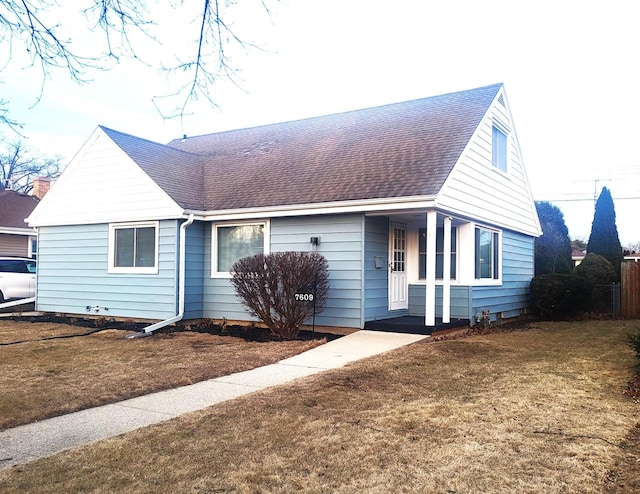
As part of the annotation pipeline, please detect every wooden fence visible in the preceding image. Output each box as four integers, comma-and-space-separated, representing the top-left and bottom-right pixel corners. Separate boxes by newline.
621, 261, 640, 318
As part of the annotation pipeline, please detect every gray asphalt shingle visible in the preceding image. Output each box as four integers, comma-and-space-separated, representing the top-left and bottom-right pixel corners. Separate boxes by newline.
103, 84, 502, 212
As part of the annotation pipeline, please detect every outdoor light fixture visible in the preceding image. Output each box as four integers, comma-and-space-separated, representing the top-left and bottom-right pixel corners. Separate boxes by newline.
310, 236, 320, 246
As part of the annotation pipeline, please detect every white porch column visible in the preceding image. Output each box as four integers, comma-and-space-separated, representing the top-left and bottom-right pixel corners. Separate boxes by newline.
425, 211, 437, 326
442, 216, 452, 324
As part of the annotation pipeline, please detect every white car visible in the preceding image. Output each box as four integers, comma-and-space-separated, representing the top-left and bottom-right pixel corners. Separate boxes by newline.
0, 257, 37, 302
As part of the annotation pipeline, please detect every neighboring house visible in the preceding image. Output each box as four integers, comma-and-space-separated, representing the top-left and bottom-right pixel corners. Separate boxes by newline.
27, 83, 541, 330
0, 185, 45, 258
572, 249, 587, 267
573, 250, 639, 266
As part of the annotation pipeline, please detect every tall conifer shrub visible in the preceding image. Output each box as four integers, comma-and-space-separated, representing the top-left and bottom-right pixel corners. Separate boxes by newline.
587, 187, 623, 280
534, 201, 573, 275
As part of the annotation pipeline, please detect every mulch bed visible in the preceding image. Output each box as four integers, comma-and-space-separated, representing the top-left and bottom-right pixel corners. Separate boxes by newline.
175, 319, 341, 342
8, 314, 340, 343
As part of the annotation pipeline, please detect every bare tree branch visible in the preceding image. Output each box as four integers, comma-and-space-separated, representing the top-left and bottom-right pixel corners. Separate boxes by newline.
0, 0, 99, 82
0, 138, 62, 193
154, 0, 259, 120
0, 0, 277, 125
82, 0, 154, 62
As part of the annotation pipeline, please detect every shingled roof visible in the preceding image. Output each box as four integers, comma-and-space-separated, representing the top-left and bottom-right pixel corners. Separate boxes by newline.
100, 127, 206, 210
107, 83, 502, 212
0, 190, 39, 230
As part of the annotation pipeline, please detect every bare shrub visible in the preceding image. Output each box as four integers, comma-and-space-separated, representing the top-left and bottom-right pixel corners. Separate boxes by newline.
230, 252, 329, 339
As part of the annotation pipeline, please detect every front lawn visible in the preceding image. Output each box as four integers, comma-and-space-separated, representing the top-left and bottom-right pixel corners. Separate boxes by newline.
0, 319, 328, 430
1, 320, 639, 492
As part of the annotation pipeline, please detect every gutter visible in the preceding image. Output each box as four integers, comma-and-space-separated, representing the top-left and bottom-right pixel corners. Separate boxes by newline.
182, 195, 439, 222
126, 214, 195, 339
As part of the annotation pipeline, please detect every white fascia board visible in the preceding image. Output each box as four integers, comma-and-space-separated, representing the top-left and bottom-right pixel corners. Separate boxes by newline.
186, 196, 438, 222
0, 227, 36, 235
434, 201, 542, 237
29, 210, 186, 228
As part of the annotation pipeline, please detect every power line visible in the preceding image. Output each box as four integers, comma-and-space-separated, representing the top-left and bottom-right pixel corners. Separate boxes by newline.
536, 195, 640, 202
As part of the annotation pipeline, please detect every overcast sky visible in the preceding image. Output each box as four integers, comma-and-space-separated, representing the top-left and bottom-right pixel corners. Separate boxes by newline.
2, 0, 639, 245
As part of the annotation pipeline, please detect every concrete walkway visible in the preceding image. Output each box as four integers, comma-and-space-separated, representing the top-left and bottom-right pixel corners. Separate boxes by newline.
0, 330, 426, 470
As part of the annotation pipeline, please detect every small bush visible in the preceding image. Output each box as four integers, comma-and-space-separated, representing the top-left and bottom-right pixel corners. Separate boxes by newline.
573, 253, 617, 285
230, 252, 329, 339
573, 253, 617, 312
530, 274, 591, 319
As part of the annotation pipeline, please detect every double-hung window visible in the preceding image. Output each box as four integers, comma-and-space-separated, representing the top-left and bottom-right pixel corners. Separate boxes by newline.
492, 125, 508, 172
475, 227, 500, 280
108, 222, 159, 274
419, 227, 457, 280
213, 222, 268, 276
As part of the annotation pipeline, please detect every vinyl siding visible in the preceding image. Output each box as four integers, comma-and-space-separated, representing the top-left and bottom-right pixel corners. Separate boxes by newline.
184, 221, 205, 320
28, 128, 182, 227
36, 221, 179, 320
437, 89, 540, 237
470, 229, 534, 320
202, 214, 364, 328
0, 234, 30, 257
364, 216, 396, 321
408, 284, 471, 319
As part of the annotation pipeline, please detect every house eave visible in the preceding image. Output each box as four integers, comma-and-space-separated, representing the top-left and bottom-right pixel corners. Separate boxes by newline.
26, 210, 185, 228
184, 195, 439, 221
0, 226, 37, 235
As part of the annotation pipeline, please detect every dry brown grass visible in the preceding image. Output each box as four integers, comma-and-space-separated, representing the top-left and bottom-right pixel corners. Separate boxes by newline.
1, 320, 639, 493
0, 320, 326, 430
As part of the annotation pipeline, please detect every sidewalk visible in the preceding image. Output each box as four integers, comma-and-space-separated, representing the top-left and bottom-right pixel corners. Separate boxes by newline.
0, 330, 426, 470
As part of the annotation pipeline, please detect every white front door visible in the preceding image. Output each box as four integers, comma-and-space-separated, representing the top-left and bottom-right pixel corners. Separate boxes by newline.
389, 223, 408, 310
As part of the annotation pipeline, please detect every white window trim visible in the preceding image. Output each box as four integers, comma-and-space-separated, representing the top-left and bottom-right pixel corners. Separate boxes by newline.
108, 221, 159, 274
28, 236, 37, 259
492, 118, 511, 135
473, 224, 502, 286
211, 220, 270, 278
415, 226, 459, 284
491, 125, 508, 173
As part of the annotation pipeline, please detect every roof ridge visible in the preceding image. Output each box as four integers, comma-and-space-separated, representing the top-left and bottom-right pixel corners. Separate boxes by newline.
100, 126, 204, 158
168, 83, 503, 144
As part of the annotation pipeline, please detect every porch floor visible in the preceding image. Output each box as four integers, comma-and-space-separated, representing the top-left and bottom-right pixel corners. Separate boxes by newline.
364, 316, 470, 335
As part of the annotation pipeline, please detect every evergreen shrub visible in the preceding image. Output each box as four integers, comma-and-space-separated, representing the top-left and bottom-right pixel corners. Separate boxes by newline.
573, 253, 617, 312
529, 274, 590, 319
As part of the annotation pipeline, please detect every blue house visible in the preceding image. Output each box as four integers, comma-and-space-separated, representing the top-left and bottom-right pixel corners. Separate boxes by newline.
27, 83, 541, 332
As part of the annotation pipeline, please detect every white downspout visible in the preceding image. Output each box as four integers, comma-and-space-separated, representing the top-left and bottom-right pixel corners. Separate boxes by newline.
127, 214, 195, 338
0, 297, 36, 310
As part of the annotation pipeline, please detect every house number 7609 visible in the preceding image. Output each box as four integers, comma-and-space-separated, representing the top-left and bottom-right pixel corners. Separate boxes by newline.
295, 293, 314, 301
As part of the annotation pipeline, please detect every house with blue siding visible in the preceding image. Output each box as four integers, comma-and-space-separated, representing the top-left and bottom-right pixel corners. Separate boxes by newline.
26, 83, 541, 332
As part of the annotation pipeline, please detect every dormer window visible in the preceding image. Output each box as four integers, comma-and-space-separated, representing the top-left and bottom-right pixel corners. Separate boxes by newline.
492, 125, 508, 172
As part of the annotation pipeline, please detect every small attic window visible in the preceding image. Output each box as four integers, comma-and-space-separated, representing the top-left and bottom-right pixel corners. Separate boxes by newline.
497, 93, 505, 106
491, 125, 508, 172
